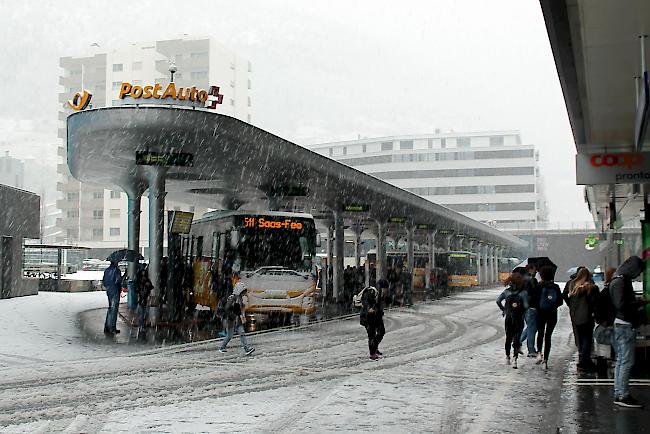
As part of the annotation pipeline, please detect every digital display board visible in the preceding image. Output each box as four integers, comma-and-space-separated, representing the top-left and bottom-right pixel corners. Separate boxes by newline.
136, 151, 194, 167
170, 211, 194, 234
243, 216, 304, 230
343, 204, 370, 212
388, 217, 407, 223
416, 224, 433, 230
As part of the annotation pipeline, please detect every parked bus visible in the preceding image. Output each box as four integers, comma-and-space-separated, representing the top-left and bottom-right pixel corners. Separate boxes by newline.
435, 251, 479, 288
366, 250, 429, 289
498, 257, 520, 282
189, 210, 318, 324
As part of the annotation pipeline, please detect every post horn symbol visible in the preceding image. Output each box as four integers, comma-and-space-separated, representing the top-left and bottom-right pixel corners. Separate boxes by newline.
67, 90, 93, 111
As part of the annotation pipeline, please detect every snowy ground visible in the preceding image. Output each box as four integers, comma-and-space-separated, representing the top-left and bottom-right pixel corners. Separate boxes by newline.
1, 288, 647, 433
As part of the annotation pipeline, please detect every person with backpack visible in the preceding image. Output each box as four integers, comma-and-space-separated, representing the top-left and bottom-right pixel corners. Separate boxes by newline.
496, 272, 527, 369
593, 267, 617, 377
359, 286, 385, 360
566, 268, 598, 372
218, 276, 255, 356
609, 256, 649, 408
535, 266, 563, 370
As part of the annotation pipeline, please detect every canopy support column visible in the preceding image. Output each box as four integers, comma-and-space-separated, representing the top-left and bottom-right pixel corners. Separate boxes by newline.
126, 190, 142, 310
376, 220, 386, 284
326, 223, 334, 300
145, 167, 166, 326
333, 211, 344, 302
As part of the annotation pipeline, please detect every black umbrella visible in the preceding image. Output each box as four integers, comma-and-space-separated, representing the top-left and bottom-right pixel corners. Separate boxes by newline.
106, 249, 144, 263
513, 257, 558, 274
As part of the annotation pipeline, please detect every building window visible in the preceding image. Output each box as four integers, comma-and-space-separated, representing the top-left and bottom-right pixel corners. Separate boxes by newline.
70, 69, 82, 76
428, 139, 433, 149
248, 79, 252, 89
230, 99, 235, 106
248, 61, 252, 72
112, 81, 121, 90
110, 209, 120, 218
109, 227, 120, 236
92, 229, 103, 238
362, 144, 367, 153
66, 210, 79, 218
400, 140, 414, 150
230, 80, 235, 88
247, 114, 252, 123
342, 147, 347, 155
457, 137, 471, 148
93, 191, 103, 199
441, 138, 446, 149
110, 190, 121, 199
93, 210, 103, 219
381, 141, 393, 151
191, 71, 208, 80
230, 62, 235, 70
489, 136, 504, 147
66, 192, 78, 201
248, 97, 251, 107
132, 62, 142, 71
112, 64, 123, 72
329, 148, 333, 157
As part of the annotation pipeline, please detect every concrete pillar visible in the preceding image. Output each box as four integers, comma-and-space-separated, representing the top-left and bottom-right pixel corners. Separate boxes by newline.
145, 167, 166, 325
427, 230, 437, 289
326, 223, 333, 300
495, 247, 502, 283
473, 241, 481, 285
406, 225, 414, 291
376, 220, 386, 282
353, 223, 362, 268
487, 246, 494, 284
126, 190, 142, 310
333, 211, 344, 302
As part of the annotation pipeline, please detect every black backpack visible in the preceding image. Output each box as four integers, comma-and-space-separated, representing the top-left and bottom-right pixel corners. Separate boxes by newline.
594, 281, 617, 326
539, 284, 559, 310
225, 294, 241, 320
504, 290, 525, 318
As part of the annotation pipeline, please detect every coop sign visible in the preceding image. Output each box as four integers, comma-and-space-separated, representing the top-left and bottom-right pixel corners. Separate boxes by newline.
244, 217, 303, 230
118, 82, 223, 109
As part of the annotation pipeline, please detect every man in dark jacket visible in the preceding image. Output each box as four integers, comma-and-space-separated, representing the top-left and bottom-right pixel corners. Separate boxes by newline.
360, 286, 385, 360
102, 261, 122, 335
610, 256, 646, 408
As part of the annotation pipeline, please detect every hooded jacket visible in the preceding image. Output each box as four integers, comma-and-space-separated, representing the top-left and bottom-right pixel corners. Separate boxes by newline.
610, 256, 644, 326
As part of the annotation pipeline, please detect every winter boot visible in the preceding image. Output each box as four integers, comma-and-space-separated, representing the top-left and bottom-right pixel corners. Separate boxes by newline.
512, 358, 518, 369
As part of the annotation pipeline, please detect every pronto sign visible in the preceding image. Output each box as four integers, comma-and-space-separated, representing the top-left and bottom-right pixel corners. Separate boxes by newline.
576, 152, 650, 184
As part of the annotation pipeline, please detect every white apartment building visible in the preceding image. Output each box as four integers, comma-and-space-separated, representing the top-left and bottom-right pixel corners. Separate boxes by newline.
308, 131, 547, 227
57, 37, 252, 250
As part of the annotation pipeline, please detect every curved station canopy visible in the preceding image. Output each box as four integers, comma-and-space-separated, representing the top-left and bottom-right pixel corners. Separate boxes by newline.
67, 105, 525, 249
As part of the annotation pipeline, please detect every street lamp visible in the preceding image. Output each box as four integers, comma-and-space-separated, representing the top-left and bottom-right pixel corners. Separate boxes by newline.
169, 61, 177, 82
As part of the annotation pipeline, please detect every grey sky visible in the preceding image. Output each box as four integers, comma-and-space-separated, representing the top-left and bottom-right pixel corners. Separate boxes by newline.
0, 0, 591, 222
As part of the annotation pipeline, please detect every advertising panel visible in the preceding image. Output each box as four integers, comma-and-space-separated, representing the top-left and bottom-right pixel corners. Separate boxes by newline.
576, 152, 650, 184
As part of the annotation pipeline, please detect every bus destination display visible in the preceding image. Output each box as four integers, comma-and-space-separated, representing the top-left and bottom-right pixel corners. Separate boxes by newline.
244, 216, 303, 230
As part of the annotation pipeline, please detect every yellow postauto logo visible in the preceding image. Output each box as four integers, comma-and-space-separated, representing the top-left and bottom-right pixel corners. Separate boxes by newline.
67, 90, 93, 111
118, 82, 223, 107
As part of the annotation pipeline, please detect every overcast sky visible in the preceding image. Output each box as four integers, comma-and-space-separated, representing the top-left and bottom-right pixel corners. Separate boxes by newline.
0, 0, 592, 222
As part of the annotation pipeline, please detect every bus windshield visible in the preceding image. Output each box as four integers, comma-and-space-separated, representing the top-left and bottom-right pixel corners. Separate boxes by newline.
236, 221, 315, 272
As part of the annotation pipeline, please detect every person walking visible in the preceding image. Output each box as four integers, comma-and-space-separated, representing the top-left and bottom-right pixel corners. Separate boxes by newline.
102, 260, 122, 335
496, 272, 527, 369
520, 267, 541, 358
566, 268, 597, 372
359, 285, 385, 360
218, 276, 255, 356
535, 266, 564, 370
563, 266, 587, 347
610, 256, 647, 408
136, 265, 152, 334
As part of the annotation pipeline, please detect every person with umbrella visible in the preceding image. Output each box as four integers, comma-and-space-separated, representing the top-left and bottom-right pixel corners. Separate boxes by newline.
103, 260, 122, 335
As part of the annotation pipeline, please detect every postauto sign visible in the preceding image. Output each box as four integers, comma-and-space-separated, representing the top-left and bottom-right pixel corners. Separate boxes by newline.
576, 152, 650, 185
